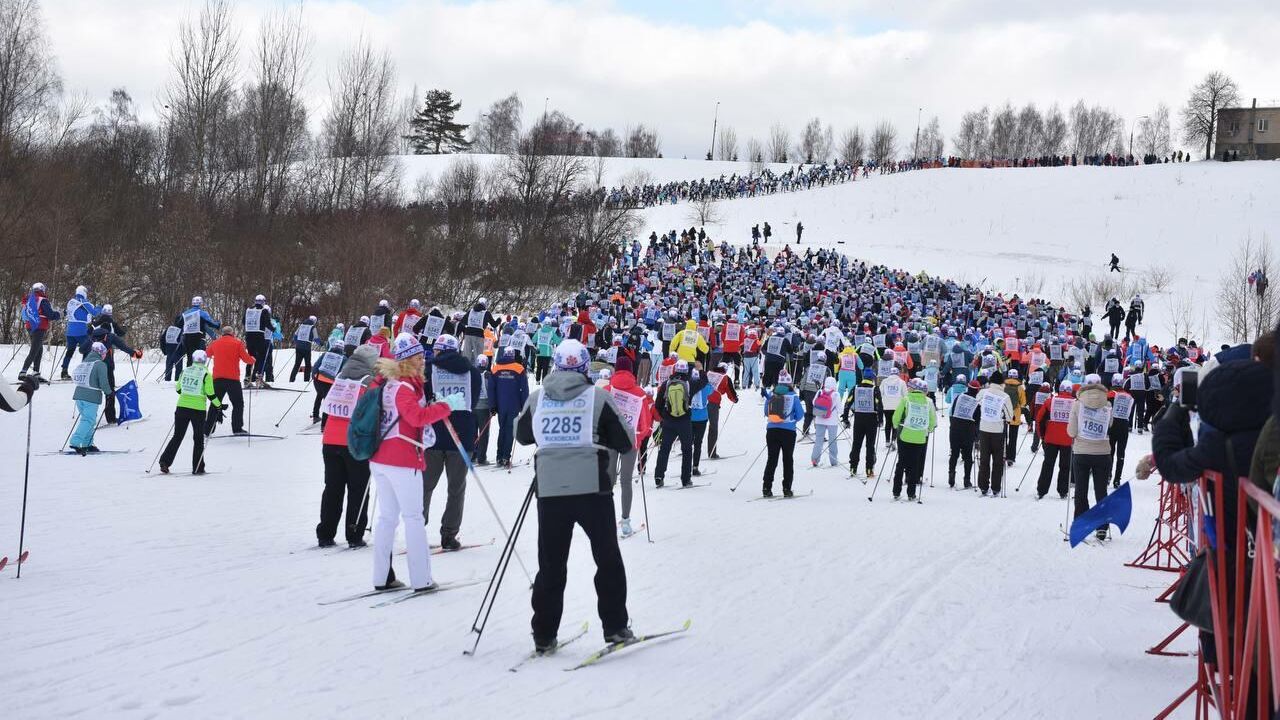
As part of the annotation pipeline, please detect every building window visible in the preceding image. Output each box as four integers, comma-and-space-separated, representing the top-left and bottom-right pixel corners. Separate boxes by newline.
1221, 120, 1239, 136
1260, 118, 1270, 133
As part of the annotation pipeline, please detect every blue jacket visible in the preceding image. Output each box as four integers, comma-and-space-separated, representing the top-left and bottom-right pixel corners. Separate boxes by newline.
764, 385, 806, 431
65, 294, 99, 338
177, 306, 221, 338
489, 360, 530, 415
690, 383, 712, 422
1126, 338, 1153, 367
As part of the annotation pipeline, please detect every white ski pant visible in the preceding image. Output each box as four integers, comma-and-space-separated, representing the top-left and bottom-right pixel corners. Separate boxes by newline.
371, 461, 434, 589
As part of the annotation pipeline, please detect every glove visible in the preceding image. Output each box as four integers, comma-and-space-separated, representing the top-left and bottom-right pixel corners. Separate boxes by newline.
18, 375, 39, 397
442, 393, 467, 412
840, 417, 850, 429
132, 349, 144, 360
1135, 454, 1156, 480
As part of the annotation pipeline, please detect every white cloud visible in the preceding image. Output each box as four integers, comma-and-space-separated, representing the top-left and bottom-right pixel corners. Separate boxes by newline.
39, 0, 1280, 158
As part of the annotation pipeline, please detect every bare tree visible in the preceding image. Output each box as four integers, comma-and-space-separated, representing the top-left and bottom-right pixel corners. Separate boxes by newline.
470, 91, 521, 154
686, 195, 722, 228
838, 127, 864, 165
624, 124, 660, 158
525, 110, 583, 156
767, 123, 790, 163
746, 136, 764, 171
988, 103, 1017, 159
584, 127, 620, 157
242, 4, 311, 216
716, 125, 738, 161
1067, 100, 1122, 157
1137, 103, 1172, 158
1014, 103, 1043, 158
1217, 234, 1276, 343
1041, 103, 1067, 156
952, 107, 989, 159
919, 116, 943, 158
796, 117, 832, 163
869, 121, 896, 165
0, 0, 62, 162
394, 84, 417, 156
162, 0, 240, 205
316, 37, 401, 211
1181, 71, 1240, 160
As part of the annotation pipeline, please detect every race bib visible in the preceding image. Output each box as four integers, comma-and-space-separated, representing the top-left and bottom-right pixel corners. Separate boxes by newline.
877, 360, 896, 377
924, 336, 940, 353
1112, 393, 1134, 421
707, 371, 725, 391
1050, 397, 1073, 423
1029, 351, 1046, 369
950, 351, 966, 367
1034, 391, 1050, 407
369, 314, 385, 334
344, 326, 366, 346
165, 326, 182, 345
980, 393, 1005, 422
1029, 370, 1044, 385
952, 394, 978, 420
1104, 357, 1119, 374
244, 308, 263, 333
467, 310, 485, 329
903, 402, 929, 431
766, 336, 783, 355
295, 324, 314, 343
610, 388, 643, 431
810, 349, 826, 366
806, 364, 827, 385
422, 315, 445, 341
724, 323, 741, 342
322, 378, 363, 420
853, 386, 875, 413
697, 326, 710, 341
182, 310, 201, 334
661, 323, 676, 341
1148, 374, 1162, 391
533, 386, 594, 447
317, 351, 344, 377
71, 362, 94, 388
839, 355, 858, 372
873, 334, 886, 348
179, 366, 205, 396
1130, 374, 1146, 391
432, 367, 472, 408
1049, 344, 1063, 361
882, 381, 902, 402
1078, 405, 1109, 441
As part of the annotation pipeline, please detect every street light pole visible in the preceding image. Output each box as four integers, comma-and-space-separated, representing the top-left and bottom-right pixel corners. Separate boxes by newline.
708, 101, 720, 160
913, 107, 922, 160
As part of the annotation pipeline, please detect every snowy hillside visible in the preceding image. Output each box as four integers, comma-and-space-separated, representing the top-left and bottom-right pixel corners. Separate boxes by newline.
637, 161, 1280, 346
0, 352, 1194, 719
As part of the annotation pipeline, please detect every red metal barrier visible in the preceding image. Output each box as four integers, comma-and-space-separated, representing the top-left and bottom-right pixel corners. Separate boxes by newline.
1153, 472, 1280, 719
1129, 481, 1192, 572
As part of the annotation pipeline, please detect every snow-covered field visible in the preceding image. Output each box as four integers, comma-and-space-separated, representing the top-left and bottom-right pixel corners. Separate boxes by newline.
5, 161, 1261, 718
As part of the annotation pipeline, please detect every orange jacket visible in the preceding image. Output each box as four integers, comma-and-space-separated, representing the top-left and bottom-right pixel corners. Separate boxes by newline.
207, 335, 255, 380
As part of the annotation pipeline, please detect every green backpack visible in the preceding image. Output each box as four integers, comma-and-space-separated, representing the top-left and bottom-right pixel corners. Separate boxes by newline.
347, 381, 392, 461
665, 380, 688, 418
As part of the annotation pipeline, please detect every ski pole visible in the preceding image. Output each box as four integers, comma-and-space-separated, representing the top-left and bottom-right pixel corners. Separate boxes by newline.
274, 387, 305, 427
728, 443, 768, 493
352, 474, 373, 538
464, 479, 535, 657
2, 339, 28, 374
247, 382, 253, 448
917, 438, 928, 504
441, 418, 532, 584
1015, 446, 1041, 492
929, 431, 936, 487
868, 442, 896, 502
636, 443, 653, 543
1063, 461, 1075, 542
15, 398, 34, 578
146, 419, 177, 474
707, 400, 737, 456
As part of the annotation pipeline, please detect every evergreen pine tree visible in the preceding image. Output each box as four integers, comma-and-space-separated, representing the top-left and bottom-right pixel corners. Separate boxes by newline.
405, 89, 471, 155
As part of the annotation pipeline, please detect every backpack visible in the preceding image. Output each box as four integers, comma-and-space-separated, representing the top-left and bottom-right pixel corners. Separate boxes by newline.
347, 380, 392, 461
21, 296, 39, 331
767, 391, 789, 420
665, 379, 688, 418
1002, 382, 1021, 410
814, 389, 835, 419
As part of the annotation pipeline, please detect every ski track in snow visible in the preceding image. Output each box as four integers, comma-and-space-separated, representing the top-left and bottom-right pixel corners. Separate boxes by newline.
2, 163, 1246, 717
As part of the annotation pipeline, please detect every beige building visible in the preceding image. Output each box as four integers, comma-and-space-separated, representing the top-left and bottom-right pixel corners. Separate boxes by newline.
1217, 101, 1280, 160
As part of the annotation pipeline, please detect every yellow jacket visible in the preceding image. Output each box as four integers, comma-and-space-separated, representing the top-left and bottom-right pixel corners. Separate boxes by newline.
671, 320, 708, 362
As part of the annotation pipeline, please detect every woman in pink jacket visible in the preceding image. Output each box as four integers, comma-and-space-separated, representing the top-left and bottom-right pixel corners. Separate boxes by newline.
370, 333, 454, 592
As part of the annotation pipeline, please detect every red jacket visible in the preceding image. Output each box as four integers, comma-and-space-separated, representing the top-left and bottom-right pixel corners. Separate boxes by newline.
207, 335, 255, 380
708, 372, 738, 406
1035, 392, 1076, 447
370, 377, 452, 470
606, 370, 655, 449
718, 322, 744, 354
393, 309, 421, 336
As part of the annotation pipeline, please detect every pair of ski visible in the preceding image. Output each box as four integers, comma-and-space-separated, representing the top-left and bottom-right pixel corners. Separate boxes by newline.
748, 489, 814, 502
40, 449, 142, 457
0, 551, 29, 572
509, 619, 692, 672
208, 432, 284, 440
396, 538, 495, 556
316, 578, 487, 607
704, 451, 746, 461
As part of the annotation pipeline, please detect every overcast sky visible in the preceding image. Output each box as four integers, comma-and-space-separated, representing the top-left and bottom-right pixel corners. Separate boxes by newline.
40, 0, 1280, 158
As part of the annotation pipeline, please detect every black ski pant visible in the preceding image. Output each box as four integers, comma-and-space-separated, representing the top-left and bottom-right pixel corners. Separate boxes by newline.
210, 378, 246, 434
1131, 390, 1148, 431
534, 356, 551, 383
319, 444, 370, 544
473, 408, 492, 463
762, 427, 796, 492
20, 329, 46, 375
691, 419, 707, 469
654, 419, 692, 485
948, 423, 976, 485
161, 407, 206, 472
182, 334, 206, 363
531, 493, 629, 643
1005, 423, 1020, 463
163, 343, 185, 380
893, 439, 927, 498
62, 335, 89, 372
1071, 452, 1111, 519
800, 389, 815, 434
313, 379, 331, 423
1109, 423, 1130, 485
977, 430, 1005, 494
881, 409, 897, 444
849, 415, 878, 473
722, 351, 741, 383
1036, 443, 1072, 498
246, 334, 269, 380
102, 357, 118, 424
290, 342, 312, 382
762, 359, 784, 389
706, 403, 722, 457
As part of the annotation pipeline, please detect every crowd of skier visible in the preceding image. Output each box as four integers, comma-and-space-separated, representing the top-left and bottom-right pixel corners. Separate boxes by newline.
10, 219, 1277, 659
599, 161, 858, 209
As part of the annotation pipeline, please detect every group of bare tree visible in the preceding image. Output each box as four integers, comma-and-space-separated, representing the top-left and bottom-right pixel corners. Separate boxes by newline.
0, 0, 633, 344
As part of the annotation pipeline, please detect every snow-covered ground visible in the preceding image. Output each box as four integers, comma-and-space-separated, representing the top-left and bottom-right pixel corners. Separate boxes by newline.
4, 161, 1255, 718
638, 160, 1280, 346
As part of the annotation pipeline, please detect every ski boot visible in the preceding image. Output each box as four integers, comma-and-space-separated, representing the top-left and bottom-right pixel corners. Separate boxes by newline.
440, 535, 462, 552
60, 370, 72, 381
620, 518, 633, 537
604, 627, 636, 644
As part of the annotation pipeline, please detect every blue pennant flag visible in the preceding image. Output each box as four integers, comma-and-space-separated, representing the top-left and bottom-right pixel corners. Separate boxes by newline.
1070, 481, 1133, 547
114, 381, 143, 424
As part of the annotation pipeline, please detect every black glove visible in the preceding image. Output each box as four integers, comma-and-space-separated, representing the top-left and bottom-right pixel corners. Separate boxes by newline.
18, 375, 38, 397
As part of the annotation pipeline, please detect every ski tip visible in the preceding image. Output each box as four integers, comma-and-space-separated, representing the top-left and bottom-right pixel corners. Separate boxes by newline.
681, 618, 692, 631
0, 557, 7, 572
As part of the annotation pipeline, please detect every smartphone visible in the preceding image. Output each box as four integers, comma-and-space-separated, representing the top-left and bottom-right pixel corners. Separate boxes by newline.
1179, 369, 1199, 410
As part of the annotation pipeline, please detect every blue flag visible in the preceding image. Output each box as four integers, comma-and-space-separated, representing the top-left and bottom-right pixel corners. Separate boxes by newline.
114, 381, 143, 424
1070, 481, 1133, 547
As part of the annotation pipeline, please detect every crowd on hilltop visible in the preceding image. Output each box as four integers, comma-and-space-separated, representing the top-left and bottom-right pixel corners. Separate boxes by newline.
599, 161, 857, 209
